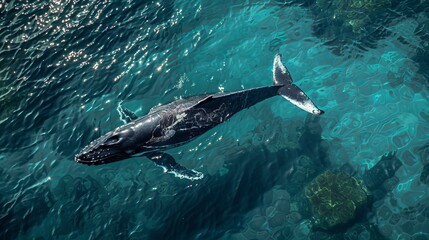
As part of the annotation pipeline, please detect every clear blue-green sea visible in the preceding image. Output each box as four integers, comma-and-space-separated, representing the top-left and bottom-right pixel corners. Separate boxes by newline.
1, 0, 429, 239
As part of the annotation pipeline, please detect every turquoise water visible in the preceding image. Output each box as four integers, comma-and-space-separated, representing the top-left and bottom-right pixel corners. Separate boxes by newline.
1, 0, 429, 239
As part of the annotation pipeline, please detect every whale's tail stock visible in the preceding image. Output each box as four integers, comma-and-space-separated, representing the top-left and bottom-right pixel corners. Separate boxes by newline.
273, 54, 324, 115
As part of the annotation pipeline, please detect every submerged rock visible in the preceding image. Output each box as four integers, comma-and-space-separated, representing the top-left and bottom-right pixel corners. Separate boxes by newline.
363, 151, 402, 191
301, 0, 429, 55
420, 163, 429, 185
309, 223, 386, 240
286, 155, 322, 196
312, 0, 392, 36
305, 170, 368, 231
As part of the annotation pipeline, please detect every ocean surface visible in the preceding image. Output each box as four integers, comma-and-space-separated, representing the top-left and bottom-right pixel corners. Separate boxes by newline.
1, 0, 429, 239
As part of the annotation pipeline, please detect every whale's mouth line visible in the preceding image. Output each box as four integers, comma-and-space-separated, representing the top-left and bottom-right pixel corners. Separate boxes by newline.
75, 150, 131, 165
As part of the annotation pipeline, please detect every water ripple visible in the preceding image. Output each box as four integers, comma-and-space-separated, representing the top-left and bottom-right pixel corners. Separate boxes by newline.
1, 0, 429, 239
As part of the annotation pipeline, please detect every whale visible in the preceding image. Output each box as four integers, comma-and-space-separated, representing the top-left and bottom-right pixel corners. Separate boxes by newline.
75, 54, 324, 180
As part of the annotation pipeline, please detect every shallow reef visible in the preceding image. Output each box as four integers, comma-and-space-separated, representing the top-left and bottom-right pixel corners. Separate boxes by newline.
315, 0, 391, 34
302, 0, 429, 55
305, 170, 368, 231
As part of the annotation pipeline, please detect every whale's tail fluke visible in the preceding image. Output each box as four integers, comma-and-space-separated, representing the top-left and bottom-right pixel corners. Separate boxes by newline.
273, 54, 324, 115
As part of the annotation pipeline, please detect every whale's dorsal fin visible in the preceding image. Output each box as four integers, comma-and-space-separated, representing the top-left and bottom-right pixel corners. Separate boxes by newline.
144, 152, 204, 180
149, 101, 180, 114
193, 95, 214, 107
149, 95, 213, 114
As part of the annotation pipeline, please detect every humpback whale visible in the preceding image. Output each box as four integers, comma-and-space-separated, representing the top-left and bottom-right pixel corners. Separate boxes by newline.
75, 54, 324, 180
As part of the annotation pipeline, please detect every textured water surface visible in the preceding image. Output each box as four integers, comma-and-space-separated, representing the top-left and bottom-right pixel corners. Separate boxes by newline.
1, 0, 429, 239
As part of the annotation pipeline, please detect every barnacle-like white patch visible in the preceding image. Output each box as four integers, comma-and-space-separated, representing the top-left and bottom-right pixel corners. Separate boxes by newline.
176, 112, 187, 120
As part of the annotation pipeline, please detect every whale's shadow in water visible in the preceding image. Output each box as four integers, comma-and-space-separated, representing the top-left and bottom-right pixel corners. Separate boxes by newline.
146, 116, 328, 240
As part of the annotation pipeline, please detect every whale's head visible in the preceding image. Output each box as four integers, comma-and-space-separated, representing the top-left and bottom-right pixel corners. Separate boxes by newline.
75, 127, 144, 165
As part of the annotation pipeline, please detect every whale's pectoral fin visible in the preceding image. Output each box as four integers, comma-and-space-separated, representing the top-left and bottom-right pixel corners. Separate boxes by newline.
117, 105, 139, 123
144, 152, 204, 180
